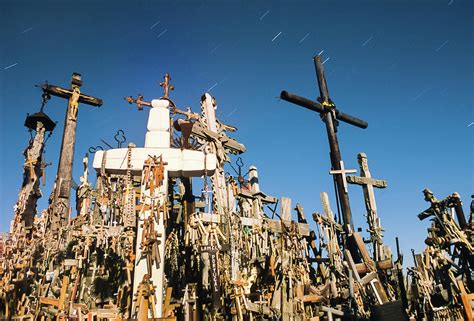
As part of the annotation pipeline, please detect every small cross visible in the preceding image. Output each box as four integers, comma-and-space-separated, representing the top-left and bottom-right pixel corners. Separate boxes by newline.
329, 160, 356, 193
125, 94, 152, 111
25, 154, 37, 182
41, 161, 52, 186
159, 73, 174, 99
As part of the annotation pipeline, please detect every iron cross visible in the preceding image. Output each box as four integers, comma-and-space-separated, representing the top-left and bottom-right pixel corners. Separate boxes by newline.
160, 73, 174, 99
41, 73, 102, 228
280, 55, 368, 232
330, 160, 357, 193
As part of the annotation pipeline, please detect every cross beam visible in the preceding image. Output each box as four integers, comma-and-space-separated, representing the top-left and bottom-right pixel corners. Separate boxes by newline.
41, 73, 102, 229
280, 55, 368, 231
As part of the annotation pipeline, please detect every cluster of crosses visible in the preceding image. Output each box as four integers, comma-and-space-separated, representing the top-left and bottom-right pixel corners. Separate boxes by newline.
0, 55, 472, 321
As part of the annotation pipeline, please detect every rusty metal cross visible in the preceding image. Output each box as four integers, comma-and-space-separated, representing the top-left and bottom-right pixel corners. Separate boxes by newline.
159, 73, 174, 99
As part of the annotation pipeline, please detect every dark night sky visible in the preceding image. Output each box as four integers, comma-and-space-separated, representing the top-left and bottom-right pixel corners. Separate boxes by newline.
1, 0, 472, 260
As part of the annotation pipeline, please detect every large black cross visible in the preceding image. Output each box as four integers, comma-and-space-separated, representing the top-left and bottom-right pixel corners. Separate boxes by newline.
280, 55, 368, 232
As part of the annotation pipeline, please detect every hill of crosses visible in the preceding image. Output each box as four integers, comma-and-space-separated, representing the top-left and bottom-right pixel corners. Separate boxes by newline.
1, 56, 472, 321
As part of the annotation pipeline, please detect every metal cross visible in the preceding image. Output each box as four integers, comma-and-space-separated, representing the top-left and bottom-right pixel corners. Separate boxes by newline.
160, 73, 174, 99
347, 153, 387, 213
329, 160, 356, 193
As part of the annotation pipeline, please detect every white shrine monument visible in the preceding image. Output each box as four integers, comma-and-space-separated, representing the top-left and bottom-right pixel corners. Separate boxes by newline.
92, 98, 217, 316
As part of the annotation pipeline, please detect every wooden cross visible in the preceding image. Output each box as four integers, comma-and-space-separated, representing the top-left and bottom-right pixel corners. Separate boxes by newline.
346, 153, 387, 260
41, 73, 102, 227
198, 244, 223, 308
160, 73, 174, 99
347, 153, 387, 205
41, 160, 52, 186
329, 160, 356, 193
280, 55, 368, 231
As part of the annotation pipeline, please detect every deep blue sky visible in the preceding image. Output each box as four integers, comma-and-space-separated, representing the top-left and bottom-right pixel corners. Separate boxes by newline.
1, 0, 472, 262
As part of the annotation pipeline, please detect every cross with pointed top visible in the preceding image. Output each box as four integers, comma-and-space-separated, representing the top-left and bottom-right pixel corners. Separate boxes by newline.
160, 73, 174, 99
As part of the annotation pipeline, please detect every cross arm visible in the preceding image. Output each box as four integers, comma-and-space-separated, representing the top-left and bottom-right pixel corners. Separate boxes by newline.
41, 83, 102, 107
280, 90, 368, 129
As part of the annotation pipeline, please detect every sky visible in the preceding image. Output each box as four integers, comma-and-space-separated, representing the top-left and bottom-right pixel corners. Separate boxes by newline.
0, 0, 472, 265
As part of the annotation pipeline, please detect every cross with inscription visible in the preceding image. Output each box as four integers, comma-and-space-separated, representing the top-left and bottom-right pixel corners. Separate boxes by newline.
280, 55, 368, 231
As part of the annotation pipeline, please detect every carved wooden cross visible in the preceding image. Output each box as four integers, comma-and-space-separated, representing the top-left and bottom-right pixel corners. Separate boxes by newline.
24, 152, 37, 182
41, 73, 102, 227
160, 73, 174, 99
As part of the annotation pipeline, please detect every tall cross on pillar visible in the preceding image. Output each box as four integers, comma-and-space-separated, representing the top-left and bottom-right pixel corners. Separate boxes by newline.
41, 73, 102, 228
280, 55, 368, 232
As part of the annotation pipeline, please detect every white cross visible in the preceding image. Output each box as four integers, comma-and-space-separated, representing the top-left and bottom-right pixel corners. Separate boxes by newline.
92, 98, 216, 317
329, 160, 356, 193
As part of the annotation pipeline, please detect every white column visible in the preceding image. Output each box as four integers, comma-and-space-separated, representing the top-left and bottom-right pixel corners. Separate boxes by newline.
145, 99, 171, 148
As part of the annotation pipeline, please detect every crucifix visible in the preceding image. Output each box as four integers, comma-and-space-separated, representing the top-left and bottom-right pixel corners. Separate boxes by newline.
160, 73, 174, 99
42, 73, 102, 228
280, 55, 368, 232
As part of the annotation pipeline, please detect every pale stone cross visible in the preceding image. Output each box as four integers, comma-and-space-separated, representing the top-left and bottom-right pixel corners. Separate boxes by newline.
92, 98, 217, 317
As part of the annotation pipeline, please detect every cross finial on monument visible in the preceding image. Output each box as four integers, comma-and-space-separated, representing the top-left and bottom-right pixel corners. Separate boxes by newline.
330, 160, 356, 193
160, 73, 174, 99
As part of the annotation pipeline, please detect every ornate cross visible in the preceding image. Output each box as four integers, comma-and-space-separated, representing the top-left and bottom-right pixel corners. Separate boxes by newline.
160, 73, 174, 99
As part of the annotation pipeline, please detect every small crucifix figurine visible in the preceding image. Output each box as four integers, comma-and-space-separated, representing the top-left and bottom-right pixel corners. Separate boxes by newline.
125, 94, 152, 111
